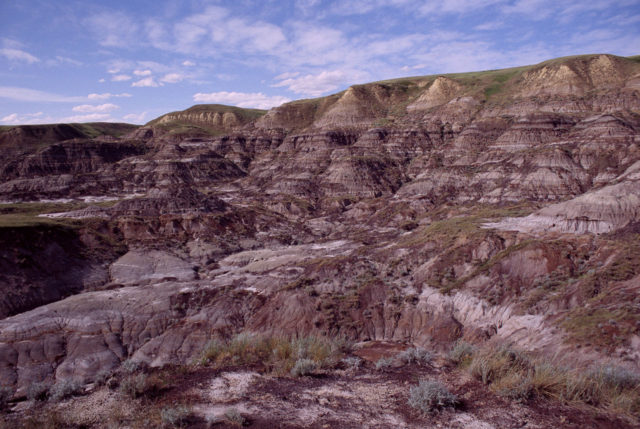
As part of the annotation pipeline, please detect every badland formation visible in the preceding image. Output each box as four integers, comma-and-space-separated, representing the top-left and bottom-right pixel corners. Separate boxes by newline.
1, 54, 640, 428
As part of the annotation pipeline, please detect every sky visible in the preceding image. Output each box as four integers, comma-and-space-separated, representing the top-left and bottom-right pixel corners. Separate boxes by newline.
1, 0, 639, 125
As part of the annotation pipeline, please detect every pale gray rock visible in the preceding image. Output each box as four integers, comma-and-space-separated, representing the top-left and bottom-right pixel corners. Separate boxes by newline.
109, 250, 197, 285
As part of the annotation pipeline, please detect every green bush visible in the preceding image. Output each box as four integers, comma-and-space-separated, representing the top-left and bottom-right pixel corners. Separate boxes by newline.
408, 380, 458, 413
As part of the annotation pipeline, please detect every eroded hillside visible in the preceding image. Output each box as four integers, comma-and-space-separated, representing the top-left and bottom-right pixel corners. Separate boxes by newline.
1, 54, 640, 428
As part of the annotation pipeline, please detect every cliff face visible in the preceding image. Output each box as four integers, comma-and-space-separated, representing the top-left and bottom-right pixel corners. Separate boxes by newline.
1, 54, 640, 400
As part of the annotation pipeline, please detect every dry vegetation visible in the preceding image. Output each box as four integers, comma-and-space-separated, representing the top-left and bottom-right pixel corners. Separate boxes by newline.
452, 342, 640, 417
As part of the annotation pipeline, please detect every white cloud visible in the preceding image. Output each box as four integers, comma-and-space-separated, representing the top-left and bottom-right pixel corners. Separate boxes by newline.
0, 86, 85, 103
501, 0, 553, 19
133, 69, 152, 76
193, 91, 291, 109
0, 48, 39, 64
182, 60, 195, 66
112, 74, 132, 82
46, 56, 82, 67
272, 70, 368, 96
88, 92, 132, 100
107, 68, 120, 74
274, 71, 300, 80
61, 113, 113, 123
99, 79, 106, 83
146, 6, 286, 56
420, 0, 505, 15
400, 64, 427, 72
160, 73, 184, 83
86, 12, 139, 47
132, 77, 160, 87
0, 113, 19, 124
123, 111, 148, 123
0, 112, 48, 125
474, 21, 504, 31
72, 103, 119, 113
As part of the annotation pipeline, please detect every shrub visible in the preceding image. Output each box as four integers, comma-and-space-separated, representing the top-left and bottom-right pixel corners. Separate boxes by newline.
562, 372, 603, 405
224, 408, 246, 426
529, 363, 564, 400
161, 405, 191, 428
593, 365, 640, 392
448, 340, 474, 365
291, 359, 317, 377
469, 346, 531, 385
341, 356, 362, 370
121, 359, 146, 374
94, 369, 112, 386
0, 386, 12, 410
27, 382, 50, 401
463, 344, 640, 417
119, 373, 163, 399
199, 339, 225, 365
199, 333, 347, 375
492, 372, 533, 402
375, 357, 394, 371
49, 379, 83, 401
408, 380, 458, 413
398, 347, 432, 365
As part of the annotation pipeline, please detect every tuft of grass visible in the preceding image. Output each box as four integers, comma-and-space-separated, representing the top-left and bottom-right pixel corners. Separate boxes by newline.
199, 333, 348, 376
408, 380, 459, 414
462, 344, 640, 417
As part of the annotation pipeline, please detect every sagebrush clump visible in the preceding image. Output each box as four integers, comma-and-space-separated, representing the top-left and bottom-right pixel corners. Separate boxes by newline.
398, 347, 432, 365
0, 386, 12, 410
375, 357, 394, 371
26, 382, 50, 401
224, 408, 246, 426
49, 379, 83, 401
290, 358, 317, 377
408, 380, 459, 413
448, 340, 475, 365
160, 405, 191, 428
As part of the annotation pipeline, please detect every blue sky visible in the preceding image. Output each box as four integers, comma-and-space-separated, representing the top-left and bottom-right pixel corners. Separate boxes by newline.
1, 0, 639, 125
